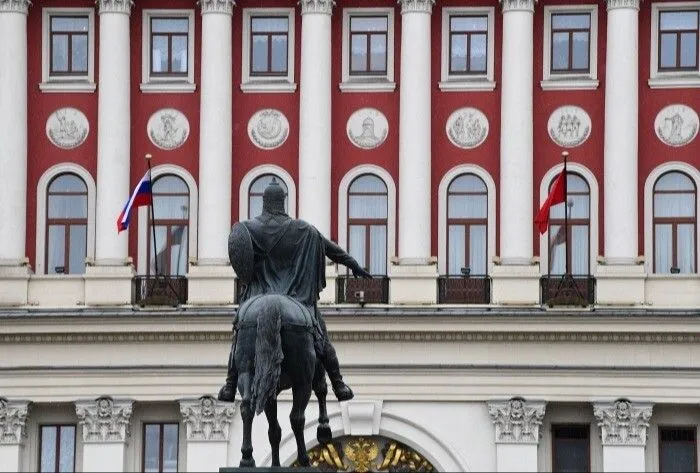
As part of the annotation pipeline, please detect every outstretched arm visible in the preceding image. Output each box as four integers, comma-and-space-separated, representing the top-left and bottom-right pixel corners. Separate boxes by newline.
323, 237, 372, 279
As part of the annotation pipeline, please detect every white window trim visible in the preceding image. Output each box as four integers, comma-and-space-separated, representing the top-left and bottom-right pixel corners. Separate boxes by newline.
240, 8, 297, 94
541, 4, 599, 91
238, 164, 297, 221
140, 9, 196, 94
338, 165, 396, 274
439, 7, 496, 92
35, 163, 96, 275
643, 161, 700, 275
137, 165, 198, 274
437, 165, 496, 276
649, 2, 700, 89
340, 8, 396, 93
22, 405, 84, 473
40, 8, 96, 93
538, 162, 599, 276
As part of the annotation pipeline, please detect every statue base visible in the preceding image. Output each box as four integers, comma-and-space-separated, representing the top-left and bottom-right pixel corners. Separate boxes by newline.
220, 468, 320, 472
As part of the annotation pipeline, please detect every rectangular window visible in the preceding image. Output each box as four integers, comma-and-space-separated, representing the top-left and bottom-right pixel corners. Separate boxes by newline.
141, 10, 195, 92
659, 427, 697, 472
250, 16, 289, 76
150, 17, 189, 76
39, 425, 76, 473
50, 16, 89, 76
449, 15, 488, 75
659, 10, 699, 71
143, 423, 179, 473
552, 424, 590, 473
349, 16, 388, 76
551, 13, 591, 73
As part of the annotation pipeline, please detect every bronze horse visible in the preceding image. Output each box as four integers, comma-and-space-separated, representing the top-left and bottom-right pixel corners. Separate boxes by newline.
234, 293, 332, 467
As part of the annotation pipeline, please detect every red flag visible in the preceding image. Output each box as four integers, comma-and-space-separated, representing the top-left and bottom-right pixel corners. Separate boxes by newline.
535, 171, 566, 234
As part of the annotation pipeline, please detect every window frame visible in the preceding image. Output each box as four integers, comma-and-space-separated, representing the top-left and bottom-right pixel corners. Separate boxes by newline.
650, 2, 700, 89
45, 174, 89, 276
239, 165, 297, 221
658, 425, 698, 472
541, 4, 599, 91
40, 8, 96, 93
551, 423, 591, 473
446, 174, 489, 277
241, 8, 296, 93
348, 15, 389, 76
141, 422, 180, 473
347, 174, 389, 276
341, 7, 396, 93
549, 12, 591, 74
439, 7, 495, 92
38, 424, 77, 473
141, 9, 196, 93
149, 17, 190, 78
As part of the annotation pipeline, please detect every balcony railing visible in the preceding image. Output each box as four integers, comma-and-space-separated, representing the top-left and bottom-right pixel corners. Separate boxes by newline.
437, 275, 491, 304
540, 275, 596, 307
134, 275, 188, 307
337, 275, 390, 304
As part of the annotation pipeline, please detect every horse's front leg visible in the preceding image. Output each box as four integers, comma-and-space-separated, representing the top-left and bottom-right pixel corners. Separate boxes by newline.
313, 363, 332, 445
264, 397, 282, 466
238, 372, 256, 468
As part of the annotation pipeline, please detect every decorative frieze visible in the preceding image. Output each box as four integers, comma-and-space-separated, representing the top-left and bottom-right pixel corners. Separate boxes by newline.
398, 0, 434, 15
180, 396, 236, 441
198, 0, 234, 15
488, 398, 546, 444
593, 400, 653, 446
299, 0, 334, 15
0, 399, 30, 445
75, 397, 133, 443
0, 0, 31, 14
605, 0, 641, 11
500, 0, 536, 13
95, 0, 133, 15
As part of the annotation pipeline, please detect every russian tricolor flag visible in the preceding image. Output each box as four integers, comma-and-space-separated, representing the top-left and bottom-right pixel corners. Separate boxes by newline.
116, 171, 153, 233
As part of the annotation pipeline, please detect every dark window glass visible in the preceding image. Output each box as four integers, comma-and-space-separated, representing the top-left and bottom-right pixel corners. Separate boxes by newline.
148, 175, 190, 276
349, 16, 388, 75
660, 427, 697, 473
348, 174, 388, 275
550, 13, 590, 73
46, 174, 88, 275
143, 423, 179, 473
653, 172, 697, 274
659, 11, 699, 71
552, 424, 590, 473
447, 174, 487, 276
248, 174, 289, 218
40, 425, 76, 473
548, 173, 590, 275
449, 15, 488, 75
50, 16, 89, 76
250, 17, 289, 76
150, 17, 189, 76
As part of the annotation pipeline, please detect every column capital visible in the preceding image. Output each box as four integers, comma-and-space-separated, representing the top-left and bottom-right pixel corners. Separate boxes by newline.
0, 399, 30, 445
299, 0, 334, 16
0, 0, 31, 15
198, 0, 234, 15
606, 0, 641, 11
398, 0, 434, 15
75, 397, 133, 443
500, 0, 536, 13
96, 0, 133, 15
180, 396, 236, 442
593, 400, 653, 446
488, 398, 546, 444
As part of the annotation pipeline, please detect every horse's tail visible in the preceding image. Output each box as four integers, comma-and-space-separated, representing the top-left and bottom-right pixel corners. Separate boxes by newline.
251, 298, 283, 415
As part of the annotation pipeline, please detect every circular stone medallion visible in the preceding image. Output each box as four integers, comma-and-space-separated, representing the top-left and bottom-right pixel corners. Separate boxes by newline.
346, 108, 389, 150
445, 107, 489, 149
654, 104, 699, 147
248, 109, 290, 150
46, 107, 89, 149
547, 106, 592, 148
147, 108, 190, 151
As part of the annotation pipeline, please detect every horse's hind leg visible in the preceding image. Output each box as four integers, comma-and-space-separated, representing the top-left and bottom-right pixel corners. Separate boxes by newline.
290, 383, 313, 467
313, 363, 332, 444
264, 397, 282, 467
238, 372, 256, 468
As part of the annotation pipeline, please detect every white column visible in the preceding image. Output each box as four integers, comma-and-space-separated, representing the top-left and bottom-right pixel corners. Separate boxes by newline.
180, 397, 236, 470
603, 0, 640, 265
75, 397, 133, 473
0, 399, 30, 473
488, 398, 546, 472
594, 400, 653, 472
0, 0, 31, 306
499, 0, 535, 265
298, 0, 333, 236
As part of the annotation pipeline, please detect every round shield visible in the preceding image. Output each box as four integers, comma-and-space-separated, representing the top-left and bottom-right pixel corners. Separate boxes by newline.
228, 222, 254, 284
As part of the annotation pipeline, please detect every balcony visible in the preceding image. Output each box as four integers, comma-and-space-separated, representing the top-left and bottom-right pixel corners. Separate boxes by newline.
134, 275, 188, 307
437, 276, 491, 304
540, 275, 596, 307
337, 276, 390, 304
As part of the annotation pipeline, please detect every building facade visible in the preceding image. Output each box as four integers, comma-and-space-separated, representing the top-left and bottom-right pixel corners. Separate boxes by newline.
1, 0, 700, 471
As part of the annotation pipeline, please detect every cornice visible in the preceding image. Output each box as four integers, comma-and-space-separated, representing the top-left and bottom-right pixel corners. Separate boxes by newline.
0, 0, 31, 14
198, 0, 234, 15
500, 0, 536, 13
606, 0, 641, 11
299, 0, 334, 15
95, 0, 133, 15
0, 399, 30, 445
180, 396, 235, 441
75, 397, 133, 443
398, 0, 434, 15
488, 398, 546, 444
593, 400, 653, 446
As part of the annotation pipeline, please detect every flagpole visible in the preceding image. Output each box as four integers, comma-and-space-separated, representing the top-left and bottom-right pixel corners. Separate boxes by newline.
562, 151, 569, 276
146, 153, 159, 276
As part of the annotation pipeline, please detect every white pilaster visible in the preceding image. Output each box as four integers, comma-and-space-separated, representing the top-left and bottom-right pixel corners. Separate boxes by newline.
0, 0, 31, 306
0, 399, 30, 473
75, 397, 133, 473
593, 400, 653, 472
488, 398, 546, 472
188, 0, 236, 305
298, 0, 333, 236
180, 397, 236, 471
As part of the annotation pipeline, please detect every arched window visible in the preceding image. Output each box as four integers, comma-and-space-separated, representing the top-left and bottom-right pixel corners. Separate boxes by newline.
548, 173, 590, 275
348, 174, 388, 275
447, 174, 488, 276
248, 174, 288, 218
653, 171, 696, 274
45, 173, 88, 274
148, 175, 190, 276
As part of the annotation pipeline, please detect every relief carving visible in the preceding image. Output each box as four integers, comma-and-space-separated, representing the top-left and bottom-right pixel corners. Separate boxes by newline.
75, 397, 133, 443
488, 398, 546, 444
593, 400, 653, 446
147, 108, 190, 151
346, 108, 389, 150
654, 104, 699, 147
547, 106, 592, 148
446, 107, 489, 149
248, 109, 290, 150
46, 108, 90, 150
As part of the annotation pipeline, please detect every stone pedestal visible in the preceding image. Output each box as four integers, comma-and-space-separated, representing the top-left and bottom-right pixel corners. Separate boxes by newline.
0, 264, 30, 306
84, 264, 134, 306
389, 259, 437, 304
0, 399, 30, 473
318, 263, 337, 304
490, 264, 540, 305
187, 264, 236, 305
180, 397, 236, 471
488, 398, 546, 473
75, 397, 133, 473
596, 263, 645, 305
593, 400, 653, 473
